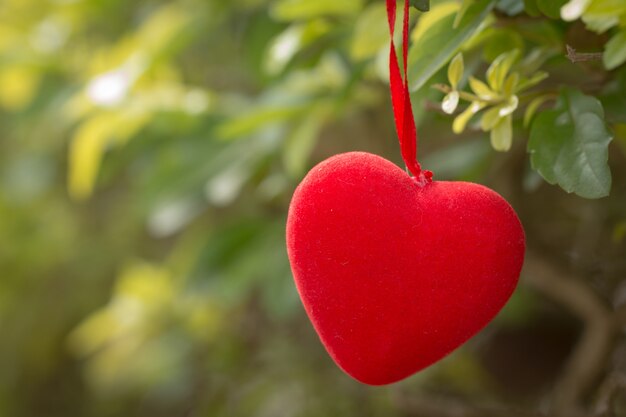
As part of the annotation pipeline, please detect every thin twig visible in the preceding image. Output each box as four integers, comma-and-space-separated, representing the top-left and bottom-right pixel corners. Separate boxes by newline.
566, 45, 604, 64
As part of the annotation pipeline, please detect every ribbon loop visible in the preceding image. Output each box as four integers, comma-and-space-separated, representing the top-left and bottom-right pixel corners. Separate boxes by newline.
386, 0, 433, 184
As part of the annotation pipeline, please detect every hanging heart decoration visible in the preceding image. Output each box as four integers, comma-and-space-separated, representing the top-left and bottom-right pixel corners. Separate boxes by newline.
286, 0, 525, 385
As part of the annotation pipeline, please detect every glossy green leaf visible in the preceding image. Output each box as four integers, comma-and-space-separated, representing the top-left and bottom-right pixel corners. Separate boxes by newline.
528, 88, 613, 198
408, 0, 494, 91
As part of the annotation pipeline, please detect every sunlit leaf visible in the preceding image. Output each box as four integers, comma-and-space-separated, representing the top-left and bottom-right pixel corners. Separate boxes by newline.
412, 2, 460, 42
448, 53, 464, 89
270, 0, 363, 20
68, 111, 150, 200
408, 0, 494, 91
0, 67, 40, 110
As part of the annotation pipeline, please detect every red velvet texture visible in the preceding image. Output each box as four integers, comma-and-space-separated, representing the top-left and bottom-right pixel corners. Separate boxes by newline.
286, 152, 525, 385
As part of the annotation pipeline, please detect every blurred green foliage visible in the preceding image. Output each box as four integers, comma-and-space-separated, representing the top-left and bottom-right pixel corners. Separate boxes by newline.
0, 0, 625, 416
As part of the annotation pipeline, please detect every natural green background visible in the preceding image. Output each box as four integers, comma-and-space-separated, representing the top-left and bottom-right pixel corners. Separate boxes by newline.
0, 0, 625, 416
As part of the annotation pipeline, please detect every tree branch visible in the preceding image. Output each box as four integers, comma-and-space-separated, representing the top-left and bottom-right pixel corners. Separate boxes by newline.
523, 250, 616, 416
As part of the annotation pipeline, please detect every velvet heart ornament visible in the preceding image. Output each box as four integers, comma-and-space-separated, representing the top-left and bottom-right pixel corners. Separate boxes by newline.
286, 152, 525, 385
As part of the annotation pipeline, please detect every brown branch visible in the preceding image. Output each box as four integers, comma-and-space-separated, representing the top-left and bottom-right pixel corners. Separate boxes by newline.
566, 45, 604, 64
394, 394, 553, 417
523, 251, 616, 416
594, 372, 626, 416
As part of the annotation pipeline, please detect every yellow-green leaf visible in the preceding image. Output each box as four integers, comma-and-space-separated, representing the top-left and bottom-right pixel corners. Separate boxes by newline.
490, 114, 513, 151
469, 76, 496, 99
453, 101, 486, 133
270, 0, 363, 21
486, 50, 520, 91
503, 72, 519, 96
412, 2, 460, 43
448, 53, 464, 89
480, 106, 501, 131
524, 95, 551, 128
499, 95, 519, 116
604, 30, 626, 70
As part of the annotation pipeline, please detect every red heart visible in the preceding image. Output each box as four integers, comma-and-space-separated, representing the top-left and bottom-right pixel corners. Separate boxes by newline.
286, 152, 525, 385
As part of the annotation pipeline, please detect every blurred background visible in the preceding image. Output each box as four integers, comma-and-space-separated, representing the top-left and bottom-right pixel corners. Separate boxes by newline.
0, 0, 625, 416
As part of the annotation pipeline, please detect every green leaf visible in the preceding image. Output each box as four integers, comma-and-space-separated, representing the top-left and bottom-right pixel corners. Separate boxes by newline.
270, 0, 363, 21
350, 4, 389, 61
448, 53, 464, 89
499, 95, 519, 116
453, 101, 487, 133
491, 114, 513, 151
411, 0, 430, 12
408, 0, 494, 91
528, 88, 613, 198
453, 0, 474, 28
496, 0, 526, 16
481, 107, 501, 131
469, 76, 496, 99
604, 30, 626, 70
517, 71, 549, 91
283, 111, 324, 177
486, 49, 520, 91
482, 29, 525, 62
523, 0, 541, 16
537, 0, 568, 19
523, 95, 551, 127
503, 72, 519, 96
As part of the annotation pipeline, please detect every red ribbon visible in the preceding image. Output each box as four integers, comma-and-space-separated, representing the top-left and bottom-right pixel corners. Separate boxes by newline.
386, 0, 432, 184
